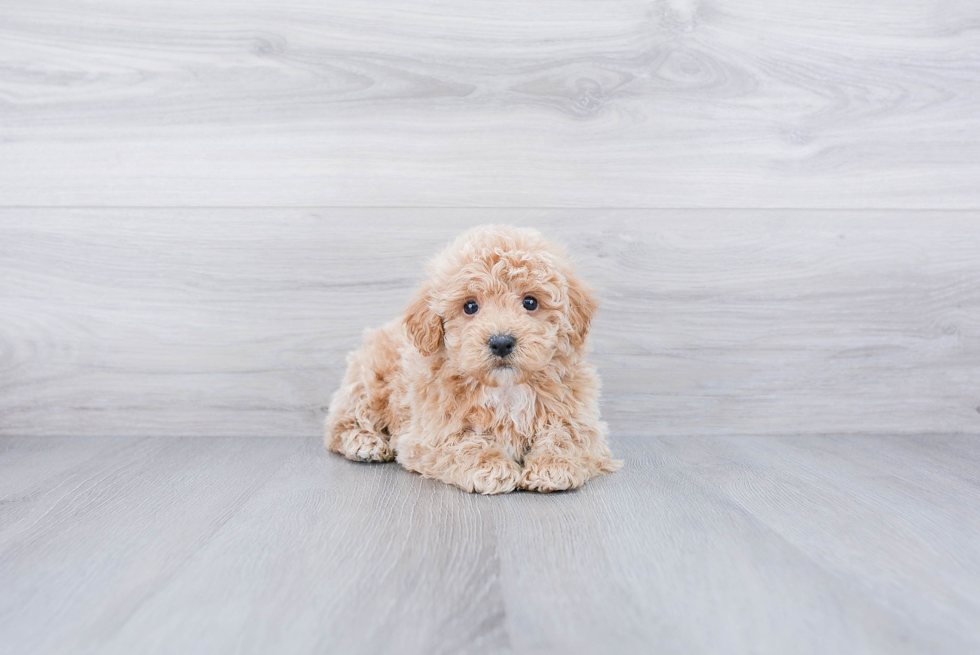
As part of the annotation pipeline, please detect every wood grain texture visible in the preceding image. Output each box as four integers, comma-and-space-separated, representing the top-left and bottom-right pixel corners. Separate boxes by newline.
1, 435, 978, 654
658, 434, 980, 646
0, 437, 297, 653
2, 0, 979, 207
2, 209, 978, 437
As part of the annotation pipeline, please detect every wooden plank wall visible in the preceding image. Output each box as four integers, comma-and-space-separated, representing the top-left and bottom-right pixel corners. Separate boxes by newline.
1, 0, 978, 437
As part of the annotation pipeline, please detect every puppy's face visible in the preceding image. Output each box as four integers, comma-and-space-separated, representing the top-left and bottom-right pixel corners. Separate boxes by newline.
404, 227, 597, 387
442, 267, 562, 386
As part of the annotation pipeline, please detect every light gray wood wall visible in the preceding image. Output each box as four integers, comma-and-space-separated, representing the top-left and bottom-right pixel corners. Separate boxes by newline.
2, 0, 980, 207
2, 210, 978, 437
1, 1, 978, 437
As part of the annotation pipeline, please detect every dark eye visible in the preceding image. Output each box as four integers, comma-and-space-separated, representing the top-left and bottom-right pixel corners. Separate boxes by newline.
463, 300, 479, 315
522, 296, 538, 311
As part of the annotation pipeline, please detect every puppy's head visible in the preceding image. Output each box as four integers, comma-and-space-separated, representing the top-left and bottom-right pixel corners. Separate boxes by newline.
404, 225, 597, 386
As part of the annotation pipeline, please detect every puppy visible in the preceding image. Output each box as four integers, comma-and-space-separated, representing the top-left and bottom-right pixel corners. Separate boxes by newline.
325, 225, 620, 494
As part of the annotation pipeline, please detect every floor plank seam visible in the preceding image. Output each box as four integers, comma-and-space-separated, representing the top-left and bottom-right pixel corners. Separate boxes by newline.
87, 444, 300, 646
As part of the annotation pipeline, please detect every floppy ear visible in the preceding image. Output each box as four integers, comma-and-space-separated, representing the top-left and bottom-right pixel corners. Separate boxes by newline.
403, 283, 444, 356
566, 274, 599, 348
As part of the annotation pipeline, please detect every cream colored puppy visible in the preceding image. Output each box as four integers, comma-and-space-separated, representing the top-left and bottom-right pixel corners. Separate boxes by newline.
325, 225, 619, 494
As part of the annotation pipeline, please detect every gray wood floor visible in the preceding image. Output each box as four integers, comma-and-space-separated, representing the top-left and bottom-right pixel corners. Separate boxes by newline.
1, 435, 978, 655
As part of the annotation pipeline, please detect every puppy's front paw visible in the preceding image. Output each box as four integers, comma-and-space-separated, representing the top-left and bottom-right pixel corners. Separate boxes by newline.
469, 457, 522, 495
337, 429, 394, 462
521, 455, 588, 493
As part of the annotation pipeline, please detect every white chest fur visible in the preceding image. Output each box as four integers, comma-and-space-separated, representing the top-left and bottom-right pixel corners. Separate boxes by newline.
483, 384, 536, 432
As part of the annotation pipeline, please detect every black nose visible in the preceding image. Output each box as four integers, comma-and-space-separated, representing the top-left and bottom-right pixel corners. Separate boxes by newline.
487, 334, 516, 358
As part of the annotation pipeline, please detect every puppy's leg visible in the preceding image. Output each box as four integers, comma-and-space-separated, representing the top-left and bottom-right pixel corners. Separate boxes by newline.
325, 330, 398, 463
521, 419, 621, 492
397, 432, 521, 495
327, 410, 393, 462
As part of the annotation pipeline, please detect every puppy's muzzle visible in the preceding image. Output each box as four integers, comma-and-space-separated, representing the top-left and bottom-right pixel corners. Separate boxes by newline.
487, 334, 517, 358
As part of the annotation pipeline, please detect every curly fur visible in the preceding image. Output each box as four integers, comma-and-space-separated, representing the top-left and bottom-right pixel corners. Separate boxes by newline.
324, 225, 620, 494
